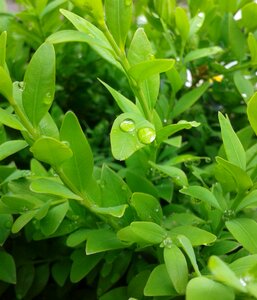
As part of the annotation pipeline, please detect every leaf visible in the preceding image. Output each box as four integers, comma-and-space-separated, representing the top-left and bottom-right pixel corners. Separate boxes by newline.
131, 192, 163, 224
71, 0, 104, 21
184, 47, 223, 63
247, 92, 257, 135
172, 82, 210, 118
99, 79, 140, 114
60, 9, 121, 70
66, 229, 90, 247
164, 245, 188, 294
177, 235, 201, 276
186, 277, 235, 300
86, 229, 127, 254
0, 214, 12, 246
219, 112, 246, 169
208, 256, 247, 292
12, 210, 38, 233
241, 2, 257, 31
30, 178, 82, 200
180, 186, 222, 210
230, 255, 257, 276
189, 12, 205, 37
129, 221, 166, 244
228, 16, 246, 60
149, 161, 188, 187
105, 0, 132, 49
0, 66, 13, 102
226, 218, 257, 254
52, 260, 71, 287
30, 137, 73, 166
216, 157, 252, 192
100, 287, 128, 300
15, 264, 35, 299
0, 31, 7, 68
91, 205, 128, 218
1, 194, 43, 212
128, 28, 160, 110
0, 251, 16, 284
157, 120, 200, 143
70, 249, 102, 283
41, 201, 69, 235
175, 7, 190, 41
248, 33, 257, 64
0, 108, 25, 130
0, 140, 28, 161
128, 59, 175, 82
236, 190, 257, 211
169, 225, 217, 246
22, 43, 55, 126
233, 72, 254, 101
144, 264, 177, 297
110, 112, 156, 160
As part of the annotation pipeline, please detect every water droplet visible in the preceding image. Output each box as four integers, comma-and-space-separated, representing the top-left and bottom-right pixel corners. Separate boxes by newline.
137, 127, 156, 144
44, 92, 52, 105
61, 141, 70, 147
162, 237, 173, 248
120, 119, 136, 132
242, 93, 247, 98
223, 209, 235, 221
18, 81, 25, 91
163, 118, 167, 124
155, 208, 159, 212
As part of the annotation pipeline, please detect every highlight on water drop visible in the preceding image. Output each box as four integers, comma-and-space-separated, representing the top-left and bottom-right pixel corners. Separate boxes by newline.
119, 118, 136, 132
137, 127, 156, 144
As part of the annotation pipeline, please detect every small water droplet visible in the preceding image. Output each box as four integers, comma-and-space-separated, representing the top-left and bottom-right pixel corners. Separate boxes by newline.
242, 93, 247, 98
44, 92, 52, 105
120, 119, 136, 132
137, 127, 156, 144
163, 118, 167, 124
162, 237, 173, 248
155, 208, 159, 212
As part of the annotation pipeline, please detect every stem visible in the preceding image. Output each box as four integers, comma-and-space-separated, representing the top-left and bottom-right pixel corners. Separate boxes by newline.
101, 24, 153, 122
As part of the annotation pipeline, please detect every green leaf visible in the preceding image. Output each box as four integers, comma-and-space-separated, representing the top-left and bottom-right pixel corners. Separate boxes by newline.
15, 264, 35, 299
70, 249, 102, 283
30, 178, 82, 200
172, 82, 210, 118
0, 251, 16, 284
157, 120, 200, 143
110, 112, 156, 160
100, 287, 128, 300
30, 137, 73, 166
184, 47, 223, 63
186, 277, 235, 300
128, 28, 160, 110
71, 0, 104, 21
248, 33, 257, 64
230, 255, 257, 276
129, 221, 166, 244
180, 186, 222, 210
41, 201, 69, 235
241, 2, 257, 31
0, 214, 12, 246
0, 66, 13, 102
0, 31, 7, 68
22, 43, 55, 126
226, 218, 257, 254
236, 190, 257, 211
12, 210, 38, 233
189, 12, 205, 37
99, 79, 140, 114
0, 140, 28, 161
131, 192, 163, 224
91, 205, 128, 218
208, 256, 247, 292
52, 260, 71, 287
60, 10, 121, 70
1, 194, 43, 212
105, 0, 132, 49
86, 228, 127, 254
0, 108, 25, 130
66, 229, 90, 247
128, 59, 175, 82
233, 72, 254, 101
60, 111, 95, 197
164, 245, 188, 294
247, 92, 257, 135
218, 112, 246, 170
228, 16, 246, 60
175, 7, 190, 41
216, 157, 252, 192
144, 264, 177, 297
169, 225, 217, 246
149, 161, 188, 187
177, 235, 201, 276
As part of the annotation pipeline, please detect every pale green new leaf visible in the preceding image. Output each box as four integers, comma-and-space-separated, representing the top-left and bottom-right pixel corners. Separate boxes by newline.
22, 43, 55, 126
184, 47, 223, 63
189, 12, 205, 37
175, 7, 189, 41
0, 108, 25, 130
186, 277, 235, 300
128, 59, 175, 82
172, 82, 209, 118
247, 92, 257, 135
236, 190, 257, 211
30, 137, 73, 166
219, 112, 246, 169
105, 0, 132, 49
164, 245, 188, 294
0, 66, 13, 102
12, 210, 38, 233
226, 218, 257, 254
248, 33, 257, 64
0, 31, 7, 68
91, 205, 128, 218
0, 140, 28, 161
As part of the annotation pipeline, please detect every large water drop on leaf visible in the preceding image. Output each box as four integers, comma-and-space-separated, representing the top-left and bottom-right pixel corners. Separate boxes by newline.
119, 118, 136, 132
137, 127, 156, 144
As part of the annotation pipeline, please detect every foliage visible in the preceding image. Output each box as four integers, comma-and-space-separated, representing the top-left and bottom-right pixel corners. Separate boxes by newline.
0, 0, 257, 299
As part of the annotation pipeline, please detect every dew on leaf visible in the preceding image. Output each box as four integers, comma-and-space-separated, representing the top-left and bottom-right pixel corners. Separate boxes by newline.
137, 127, 156, 144
119, 119, 136, 133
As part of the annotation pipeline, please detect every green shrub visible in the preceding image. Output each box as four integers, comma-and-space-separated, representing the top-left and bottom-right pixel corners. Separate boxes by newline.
0, 0, 257, 299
